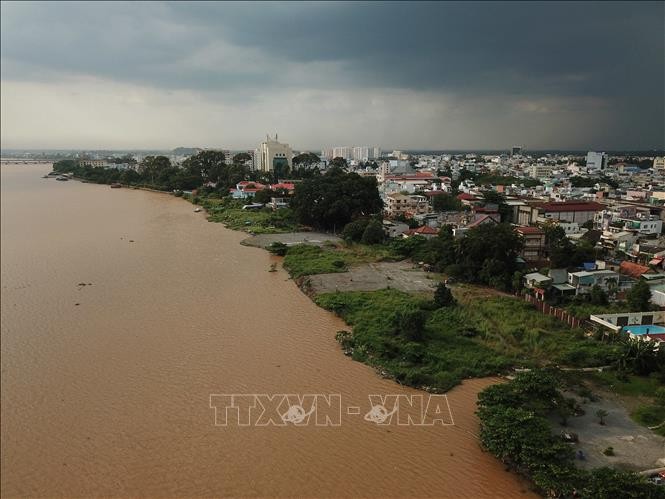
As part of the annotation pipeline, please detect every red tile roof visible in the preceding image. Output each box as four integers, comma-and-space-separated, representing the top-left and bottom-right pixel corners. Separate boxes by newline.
516, 226, 545, 235
457, 193, 478, 201
423, 190, 446, 197
270, 182, 295, 191
619, 261, 650, 279
405, 225, 439, 236
646, 334, 665, 343
467, 215, 498, 228
539, 201, 604, 212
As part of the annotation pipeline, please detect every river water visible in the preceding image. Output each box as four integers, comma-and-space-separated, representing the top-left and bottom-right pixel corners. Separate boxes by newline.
1, 163, 534, 498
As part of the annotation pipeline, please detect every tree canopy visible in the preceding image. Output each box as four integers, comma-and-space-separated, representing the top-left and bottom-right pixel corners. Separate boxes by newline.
627, 279, 652, 311
291, 168, 383, 230
293, 152, 320, 168
431, 193, 462, 212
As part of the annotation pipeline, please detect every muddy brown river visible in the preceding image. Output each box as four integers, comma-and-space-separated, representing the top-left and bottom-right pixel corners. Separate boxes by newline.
1, 163, 534, 497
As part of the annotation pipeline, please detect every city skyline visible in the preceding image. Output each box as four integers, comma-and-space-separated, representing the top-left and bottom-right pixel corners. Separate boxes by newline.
1, 1, 664, 151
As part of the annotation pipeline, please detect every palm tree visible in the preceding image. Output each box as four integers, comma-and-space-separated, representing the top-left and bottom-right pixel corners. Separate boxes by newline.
596, 409, 608, 425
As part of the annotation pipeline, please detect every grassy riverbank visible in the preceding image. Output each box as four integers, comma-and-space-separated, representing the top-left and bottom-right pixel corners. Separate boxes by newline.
195, 196, 300, 234
314, 288, 624, 392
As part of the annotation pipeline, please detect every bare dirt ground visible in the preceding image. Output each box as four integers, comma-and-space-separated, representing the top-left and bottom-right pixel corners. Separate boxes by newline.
550, 392, 665, 472
241, 232, 342, 248
304, 261, 437, 295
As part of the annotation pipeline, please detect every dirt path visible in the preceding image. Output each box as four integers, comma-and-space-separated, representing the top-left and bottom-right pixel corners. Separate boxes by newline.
304, 261, 437, 295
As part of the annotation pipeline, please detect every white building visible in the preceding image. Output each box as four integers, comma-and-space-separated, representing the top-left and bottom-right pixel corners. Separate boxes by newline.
653, 157, 665, 171
353, 146, 370, 162
586, 151, 607, 172
529, 164, 553, 178
332, 146, 352, 160
253, 134, 293, 173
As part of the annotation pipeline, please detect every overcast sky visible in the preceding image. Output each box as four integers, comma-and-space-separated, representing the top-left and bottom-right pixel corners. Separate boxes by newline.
1, 1, 663, 151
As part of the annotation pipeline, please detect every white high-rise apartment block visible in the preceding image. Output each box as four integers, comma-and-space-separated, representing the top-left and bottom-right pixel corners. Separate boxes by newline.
353, 146, 370, 161
372, 147, 381, 159
253, 134, 293, 172
321, 148, 334, 161
332, 146, 353, 160
586, 151, 607, 172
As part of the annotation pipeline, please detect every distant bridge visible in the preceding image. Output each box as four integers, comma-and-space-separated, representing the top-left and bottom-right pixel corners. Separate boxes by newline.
0, 158, 54, 164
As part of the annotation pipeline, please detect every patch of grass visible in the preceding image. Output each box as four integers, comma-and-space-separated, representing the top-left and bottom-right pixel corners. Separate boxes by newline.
206, 204, 298, 234
563, 302, 631, 319
460, 296, 622, 367
283, 245, 350, 278
336, 243, 402, 264
588, 371, 662, 397
316, 289, 627, 392
316, 289, 513, 392
631, 405, 665, 437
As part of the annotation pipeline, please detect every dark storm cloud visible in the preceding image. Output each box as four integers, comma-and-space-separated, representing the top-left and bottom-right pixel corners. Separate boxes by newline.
1, 1, 663, 148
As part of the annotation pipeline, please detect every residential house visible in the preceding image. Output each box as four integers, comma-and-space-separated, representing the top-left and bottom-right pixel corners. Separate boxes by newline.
229, 181, 267, 199
403, 225, 439, 239
538, 201, 604, 224
515, 226, 546, 263
385, 193, 430, 218
567, 269, 620, 295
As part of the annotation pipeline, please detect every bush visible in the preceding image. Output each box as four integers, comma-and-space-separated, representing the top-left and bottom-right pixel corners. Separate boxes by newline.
361, 220, 384, 245
433, 283, 456, 308
267, 241, 288, 256
341, 219, 370, 242
283, 245, 349, 278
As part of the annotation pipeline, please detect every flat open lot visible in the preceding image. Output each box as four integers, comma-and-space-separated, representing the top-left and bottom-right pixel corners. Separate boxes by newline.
241, 232, 342, 248
304, 261, 437, 295
552, 393, 665, 472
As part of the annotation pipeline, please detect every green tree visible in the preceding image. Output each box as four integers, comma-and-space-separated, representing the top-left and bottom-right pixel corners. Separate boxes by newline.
456, 223, 523, 289
589, 284, 609, 305
140, 155, 172, 184
342, 219, 370, 242
433, 283, 456, 308
293, 152, 320, 168
329, 157, 348, 169
596, 409, 608, 425
627, 279, 652, 311
232, 152, 252, 164
291, 168, 383, 230
431, 193, 462, 212
392, 308, 426, 341
361, 220, 385, 245
582, 468, 661, 498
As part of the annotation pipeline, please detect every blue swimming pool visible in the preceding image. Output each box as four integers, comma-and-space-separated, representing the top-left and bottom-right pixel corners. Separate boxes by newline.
623, 325, 665, 335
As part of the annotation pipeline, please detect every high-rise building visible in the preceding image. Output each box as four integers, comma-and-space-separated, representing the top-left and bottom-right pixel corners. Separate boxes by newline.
253, 134, 293, 173
586, 151, 607, 172
321, 148, 334, 161
332, 146, 353, 160
511, 146, 522, 157
372, 147, 381, 160
353, 146, 370, 162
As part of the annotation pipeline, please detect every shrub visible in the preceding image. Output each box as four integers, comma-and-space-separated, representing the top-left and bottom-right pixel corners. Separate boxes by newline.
433, 283, 456, 308
267, 241, 288, 256
361, 220, 385, 245
341, 219, 370, 242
